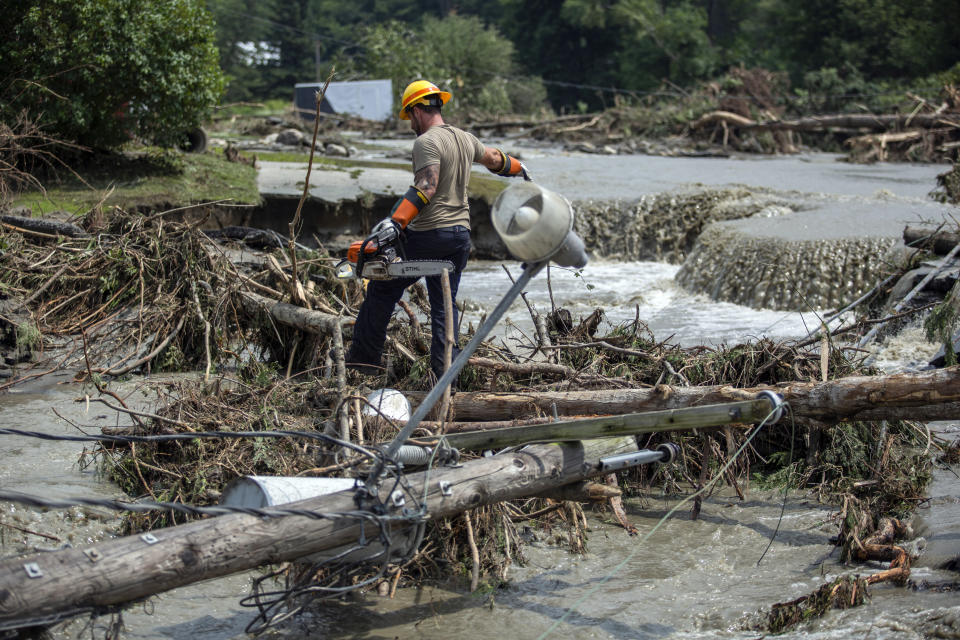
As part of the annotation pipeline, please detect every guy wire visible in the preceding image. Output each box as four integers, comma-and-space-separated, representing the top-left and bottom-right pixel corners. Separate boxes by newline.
756, 408, 798, 566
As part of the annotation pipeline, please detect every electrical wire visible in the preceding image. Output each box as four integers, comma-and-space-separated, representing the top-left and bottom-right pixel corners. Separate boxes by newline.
239, 439, 436, 634
0, 439, 432, 635
0, 487, 394, 523
756, 409, 798, 566
0, 424, 387, 463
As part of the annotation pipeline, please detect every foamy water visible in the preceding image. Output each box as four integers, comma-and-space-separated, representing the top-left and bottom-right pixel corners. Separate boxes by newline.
457, 258, 825, 348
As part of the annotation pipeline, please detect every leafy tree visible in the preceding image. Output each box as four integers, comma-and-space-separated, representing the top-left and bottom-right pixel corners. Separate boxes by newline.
357, 14, 544, 115
745, 0, 960, 83
492, 0, 628, 110
1, 0, 223, 150
200, 0, 960, 114
581, 0, 720, 85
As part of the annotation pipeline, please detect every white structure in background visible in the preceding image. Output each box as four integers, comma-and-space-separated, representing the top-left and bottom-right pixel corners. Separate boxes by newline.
294, 79, 393, 122
235, 41, 281, 66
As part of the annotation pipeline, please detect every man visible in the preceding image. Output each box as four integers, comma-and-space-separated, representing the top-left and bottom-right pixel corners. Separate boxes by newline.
346, 79, 529, 381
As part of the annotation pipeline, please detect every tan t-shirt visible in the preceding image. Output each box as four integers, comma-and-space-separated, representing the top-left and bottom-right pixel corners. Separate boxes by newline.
409, 124, 485, 231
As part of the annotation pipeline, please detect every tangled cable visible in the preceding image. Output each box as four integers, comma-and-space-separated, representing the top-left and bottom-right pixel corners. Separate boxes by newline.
240, 469, 430, 634
0, 421, 433, 636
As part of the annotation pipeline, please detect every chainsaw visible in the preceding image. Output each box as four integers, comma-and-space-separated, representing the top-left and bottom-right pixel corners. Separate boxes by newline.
335, 219, 454, 280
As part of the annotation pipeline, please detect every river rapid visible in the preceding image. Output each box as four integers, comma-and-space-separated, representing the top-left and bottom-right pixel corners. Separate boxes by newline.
3, 148, 959, 639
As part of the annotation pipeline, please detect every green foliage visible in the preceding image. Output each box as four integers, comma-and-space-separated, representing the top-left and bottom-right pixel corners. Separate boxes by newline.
614, 0, 719, 83
930, 163, 960, 206
238, 359, 280, 387
1, 0, 224, 149
793, 65, 869, 114
204, 0, 959, 114
356, 15, 541, 116
14, 322, 41, 355
156, 344, 186, 371
762, 0, 960, 84
11, 151, 259, 216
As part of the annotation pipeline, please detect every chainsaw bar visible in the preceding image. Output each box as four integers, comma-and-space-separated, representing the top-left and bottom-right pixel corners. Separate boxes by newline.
335, 259, 455, 280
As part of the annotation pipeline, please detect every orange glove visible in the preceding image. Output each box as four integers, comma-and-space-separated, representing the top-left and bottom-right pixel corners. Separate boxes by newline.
347, 218, 401, 264
489, 149, 530, 179
390, 185, 430, 228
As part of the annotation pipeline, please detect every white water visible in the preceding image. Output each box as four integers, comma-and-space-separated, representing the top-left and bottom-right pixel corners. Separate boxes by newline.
458, 259, 825, 348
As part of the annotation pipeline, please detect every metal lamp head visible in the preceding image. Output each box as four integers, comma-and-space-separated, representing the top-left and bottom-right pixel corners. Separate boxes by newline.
491, 182, 588, 268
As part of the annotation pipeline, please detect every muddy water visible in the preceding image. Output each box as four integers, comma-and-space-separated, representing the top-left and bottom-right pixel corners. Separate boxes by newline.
3, 150, 959, 639
0, 374, 126, 556
285, 475, 960, 640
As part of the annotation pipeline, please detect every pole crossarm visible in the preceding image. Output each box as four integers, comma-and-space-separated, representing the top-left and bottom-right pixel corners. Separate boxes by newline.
411, 393, 784, 451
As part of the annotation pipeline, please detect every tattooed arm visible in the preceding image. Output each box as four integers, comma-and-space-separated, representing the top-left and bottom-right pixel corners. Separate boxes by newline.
413, 163, 439, 200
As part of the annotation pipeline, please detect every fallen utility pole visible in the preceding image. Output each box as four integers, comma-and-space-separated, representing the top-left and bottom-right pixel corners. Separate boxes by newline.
0, 437, 635, 629
411, 394, 781, 451
406, 366, 960, 423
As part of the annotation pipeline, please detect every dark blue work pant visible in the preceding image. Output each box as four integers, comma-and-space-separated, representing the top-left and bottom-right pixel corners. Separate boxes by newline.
347, 225, 471, 377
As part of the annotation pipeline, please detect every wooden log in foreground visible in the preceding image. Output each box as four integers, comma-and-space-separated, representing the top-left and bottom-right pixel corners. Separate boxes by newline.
414, 366, 960, 423
0, 438, 634, 626
239, 290, 348, 332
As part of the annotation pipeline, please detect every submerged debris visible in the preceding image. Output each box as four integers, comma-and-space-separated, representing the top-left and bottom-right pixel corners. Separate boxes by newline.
766, 575, 870, 634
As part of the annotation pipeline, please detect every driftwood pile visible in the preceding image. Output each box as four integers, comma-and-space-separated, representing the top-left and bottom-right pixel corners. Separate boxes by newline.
690, 72, 960, 162
0, 206, 955, 633
463, 68, 960, 164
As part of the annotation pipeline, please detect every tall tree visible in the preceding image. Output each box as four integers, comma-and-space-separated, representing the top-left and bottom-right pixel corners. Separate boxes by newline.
492, 0, 629, 110
753, 0, 960, 82
2, 0, 223, 149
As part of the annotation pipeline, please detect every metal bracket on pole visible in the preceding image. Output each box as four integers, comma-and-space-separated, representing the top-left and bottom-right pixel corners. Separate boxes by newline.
599, 442, 679, 472
755, 390, 785, 424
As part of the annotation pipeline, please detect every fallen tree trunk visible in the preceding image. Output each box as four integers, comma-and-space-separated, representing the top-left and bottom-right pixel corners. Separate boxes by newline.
417, 366, 960, 423
0, 437, 635, 627
904, 226, 960, 256
0, 215, 88, 238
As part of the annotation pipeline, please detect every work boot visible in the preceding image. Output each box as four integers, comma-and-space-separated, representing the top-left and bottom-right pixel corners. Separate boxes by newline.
346, 345, 381, 376
346, 360, 381, 376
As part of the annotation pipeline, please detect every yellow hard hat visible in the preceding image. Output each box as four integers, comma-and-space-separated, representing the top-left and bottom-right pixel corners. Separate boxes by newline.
399, 80, 451, 120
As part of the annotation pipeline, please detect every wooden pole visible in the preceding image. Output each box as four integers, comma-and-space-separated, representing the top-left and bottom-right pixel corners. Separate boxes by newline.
404, 366, 960, 423
439, 268, 454, 429
411, 397, 778, 451
0, 438, 635, 626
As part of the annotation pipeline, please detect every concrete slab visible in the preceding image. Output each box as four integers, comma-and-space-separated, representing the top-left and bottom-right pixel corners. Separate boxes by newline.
712, 198, 952, 242
257, 161, 411, 203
